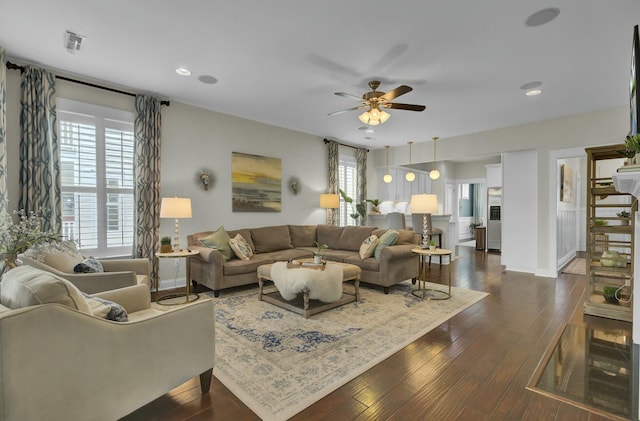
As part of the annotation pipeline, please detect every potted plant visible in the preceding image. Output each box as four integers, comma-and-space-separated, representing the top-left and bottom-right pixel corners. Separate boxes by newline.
313, 241, 328, 264
160, 236, 172, 253
625, 134, 640, 164
617, 210, 631, 225
366, 199, 381, 214
603, 286, 620, 304
429, 239, 436, 251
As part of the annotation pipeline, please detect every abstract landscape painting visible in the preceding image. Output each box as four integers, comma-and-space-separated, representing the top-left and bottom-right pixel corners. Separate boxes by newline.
232, 152, 281, 212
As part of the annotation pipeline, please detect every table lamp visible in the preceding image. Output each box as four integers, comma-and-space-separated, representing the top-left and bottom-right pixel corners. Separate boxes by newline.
160, 197, 192, 251
409, 194, 438, 248
319, 193, 339, 209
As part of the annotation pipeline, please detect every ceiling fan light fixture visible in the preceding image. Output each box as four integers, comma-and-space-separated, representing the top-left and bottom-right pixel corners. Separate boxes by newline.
384, 145, 393, 184
406, 141, 415, 182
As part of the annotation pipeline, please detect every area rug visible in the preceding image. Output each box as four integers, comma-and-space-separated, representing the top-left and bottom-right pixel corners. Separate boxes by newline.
210, 280, 488, 420
561, 257, 586, 275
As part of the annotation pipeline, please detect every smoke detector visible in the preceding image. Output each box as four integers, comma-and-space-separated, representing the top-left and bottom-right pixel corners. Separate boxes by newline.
64, 31, 85, 53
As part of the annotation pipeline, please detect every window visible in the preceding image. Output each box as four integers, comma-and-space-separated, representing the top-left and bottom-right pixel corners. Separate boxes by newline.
338, 154, 357, 226
57, 98, 135, 257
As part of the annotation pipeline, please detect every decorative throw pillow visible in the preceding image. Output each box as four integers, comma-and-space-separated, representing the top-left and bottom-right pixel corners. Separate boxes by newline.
73, 256, 104, 273
229, 234, 253, 261
199, 226, 233, 262
374, 229, 399, 260
359, 235, 379, 260
83, 293, 129, 322
0, 266, 91, 314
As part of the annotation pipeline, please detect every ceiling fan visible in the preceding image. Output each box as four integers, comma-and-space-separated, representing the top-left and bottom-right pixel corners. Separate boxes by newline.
328, 80, 426, 125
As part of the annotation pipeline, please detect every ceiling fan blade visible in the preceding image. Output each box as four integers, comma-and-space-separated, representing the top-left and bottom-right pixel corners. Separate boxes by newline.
328, 106, 364, 116
381, 85, 412, 101
385, 102, 426, 111
335, 92, 363, 101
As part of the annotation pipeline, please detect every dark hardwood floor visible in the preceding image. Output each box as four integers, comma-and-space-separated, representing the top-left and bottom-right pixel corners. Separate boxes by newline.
123, 246, 629, 420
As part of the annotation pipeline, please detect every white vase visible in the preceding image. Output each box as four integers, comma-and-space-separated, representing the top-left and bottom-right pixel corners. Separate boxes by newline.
314, 255, 322, 264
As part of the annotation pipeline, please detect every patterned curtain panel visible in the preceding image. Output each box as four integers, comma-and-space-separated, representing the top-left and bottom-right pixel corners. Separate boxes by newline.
18, 65, 61, 234
356, 147, 367, 226
0, 47, 7, 213
134, 94, 161, 287
326, 140, 339, 226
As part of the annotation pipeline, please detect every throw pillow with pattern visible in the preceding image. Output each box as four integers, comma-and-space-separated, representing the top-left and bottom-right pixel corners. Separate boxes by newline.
83, 293, 129, 322
229, 234, 253, 261
73, 256, 104, 273
359, 235, 379, 260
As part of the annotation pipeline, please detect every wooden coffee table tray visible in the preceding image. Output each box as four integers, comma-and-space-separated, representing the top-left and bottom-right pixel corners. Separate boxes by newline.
257, 261, 360, 318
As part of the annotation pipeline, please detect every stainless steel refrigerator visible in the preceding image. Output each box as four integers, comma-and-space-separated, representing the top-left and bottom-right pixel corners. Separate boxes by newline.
487, 187, 502, 251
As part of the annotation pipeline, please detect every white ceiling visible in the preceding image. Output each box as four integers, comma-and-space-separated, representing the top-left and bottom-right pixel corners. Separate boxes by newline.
1, 0, 639, 152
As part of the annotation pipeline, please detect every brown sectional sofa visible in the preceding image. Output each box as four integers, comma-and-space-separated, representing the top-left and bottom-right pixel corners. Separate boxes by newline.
187, 224, 419, 297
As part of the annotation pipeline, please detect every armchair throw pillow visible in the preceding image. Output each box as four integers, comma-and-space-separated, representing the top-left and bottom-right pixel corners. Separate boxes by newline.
0, 266, 91, 314
73, 256, 104, 273
83, 293, 129, 322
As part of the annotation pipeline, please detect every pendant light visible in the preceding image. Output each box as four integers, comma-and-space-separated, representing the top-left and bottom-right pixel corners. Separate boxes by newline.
405, 141, 415, 181
383, 145, 393, 183
429, 136, 440, 180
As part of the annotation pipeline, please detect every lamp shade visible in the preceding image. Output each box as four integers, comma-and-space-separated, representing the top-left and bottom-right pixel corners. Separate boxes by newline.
160, 197, 192, 219
319, 193, 340, 209
410, 194, 438, 214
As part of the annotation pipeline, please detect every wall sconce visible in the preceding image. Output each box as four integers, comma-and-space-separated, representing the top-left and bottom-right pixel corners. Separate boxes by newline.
289, 177, 301, 195
194, 168, 215, 191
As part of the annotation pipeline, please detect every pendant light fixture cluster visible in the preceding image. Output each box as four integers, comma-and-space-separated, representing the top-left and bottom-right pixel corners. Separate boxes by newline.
429, 136, 440, 180
383, 145, 393, 183
405, 141, 415, 181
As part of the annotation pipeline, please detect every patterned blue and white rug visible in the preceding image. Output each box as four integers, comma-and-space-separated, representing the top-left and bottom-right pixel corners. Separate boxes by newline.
210, 280, 488, 420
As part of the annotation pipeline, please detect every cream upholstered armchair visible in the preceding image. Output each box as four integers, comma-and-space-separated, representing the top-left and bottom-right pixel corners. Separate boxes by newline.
0, 266, 215, 421
19, 246, 150, 294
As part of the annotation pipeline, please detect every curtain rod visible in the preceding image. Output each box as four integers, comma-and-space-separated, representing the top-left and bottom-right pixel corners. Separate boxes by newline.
6, 61, 170, 106
323, 138, 369, 152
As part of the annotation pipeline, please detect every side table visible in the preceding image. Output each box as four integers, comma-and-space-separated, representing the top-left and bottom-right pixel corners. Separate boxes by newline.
411, 247, 453, 300
155, 249, 200, 305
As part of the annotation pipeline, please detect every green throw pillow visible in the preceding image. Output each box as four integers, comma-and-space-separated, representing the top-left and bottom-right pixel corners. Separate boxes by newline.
374, 229, 399, 260
200, 226, 233, 262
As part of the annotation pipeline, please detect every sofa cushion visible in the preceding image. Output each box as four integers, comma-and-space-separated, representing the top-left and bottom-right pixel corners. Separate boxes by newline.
83, 293, 129, 322
374, 229, 399, 260
228, 234, 253, 261
0, 266, 91, 314
359, 235, 379, 260
319, 249, 359, 263
316, 224, 343, 249
344, 255, 381, 272
289, 225, 317, 247
73, 256, 104, 273
395, 229, 417, 245
200, 227, 233, 262
251, 225, 292, 253
266, 249, 314, 262
338, 226, 376, 251
223, 254, 275, 276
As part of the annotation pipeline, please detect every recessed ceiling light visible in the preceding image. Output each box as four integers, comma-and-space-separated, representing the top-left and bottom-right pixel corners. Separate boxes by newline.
525, 89, 543, 96
198, 75, 218, 84
175, 67, 192, 76
525, 8, 560, 27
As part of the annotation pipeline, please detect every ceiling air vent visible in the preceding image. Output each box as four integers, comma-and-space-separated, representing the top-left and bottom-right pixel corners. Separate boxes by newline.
64, 31, 85, 53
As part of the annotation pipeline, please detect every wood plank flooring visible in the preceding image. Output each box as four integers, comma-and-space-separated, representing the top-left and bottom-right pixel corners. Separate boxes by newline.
123, 247, 629, 420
